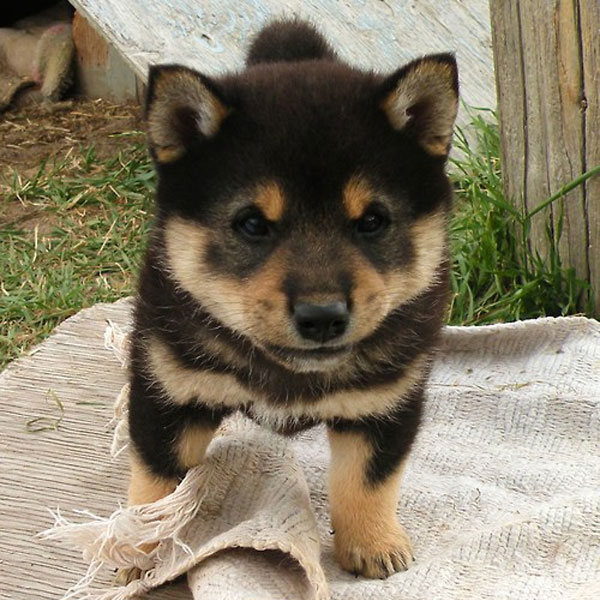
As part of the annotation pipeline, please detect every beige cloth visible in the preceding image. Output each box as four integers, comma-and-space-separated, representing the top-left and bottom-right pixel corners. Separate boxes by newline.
42, 309, 600, 600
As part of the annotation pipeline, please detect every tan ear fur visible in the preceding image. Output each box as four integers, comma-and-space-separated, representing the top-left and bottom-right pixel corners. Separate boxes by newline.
381, 56, 458, 157
146, 66, 229, 163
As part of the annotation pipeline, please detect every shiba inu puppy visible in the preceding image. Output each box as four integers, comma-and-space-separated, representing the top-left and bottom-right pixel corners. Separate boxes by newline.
126, 19, 458, 580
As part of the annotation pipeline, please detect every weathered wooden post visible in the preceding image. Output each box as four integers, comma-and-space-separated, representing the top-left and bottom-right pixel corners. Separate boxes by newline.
490, 0, 600, 315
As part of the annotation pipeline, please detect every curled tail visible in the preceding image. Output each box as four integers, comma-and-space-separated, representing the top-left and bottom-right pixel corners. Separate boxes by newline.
246, 19, 336, 66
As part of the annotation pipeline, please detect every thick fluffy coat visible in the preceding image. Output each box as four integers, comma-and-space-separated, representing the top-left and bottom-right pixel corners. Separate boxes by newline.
126, 19, 459, 580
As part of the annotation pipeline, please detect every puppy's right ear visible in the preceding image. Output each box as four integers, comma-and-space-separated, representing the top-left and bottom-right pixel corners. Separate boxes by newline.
146, 65, 230, 164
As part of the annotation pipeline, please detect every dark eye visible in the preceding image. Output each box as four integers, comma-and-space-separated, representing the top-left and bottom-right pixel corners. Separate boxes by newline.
234, 209, 271, 240
355, 208, 389, 237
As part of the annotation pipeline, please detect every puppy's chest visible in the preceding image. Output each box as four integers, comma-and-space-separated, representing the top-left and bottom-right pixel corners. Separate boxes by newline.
145, 329, 429, 426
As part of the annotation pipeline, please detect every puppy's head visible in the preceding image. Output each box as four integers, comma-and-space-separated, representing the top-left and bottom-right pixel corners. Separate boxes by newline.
146, 53, 458, 373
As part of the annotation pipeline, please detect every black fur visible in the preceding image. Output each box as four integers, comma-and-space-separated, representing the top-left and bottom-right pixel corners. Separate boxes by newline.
246, 19, 337, 65
328, 384, 426, 485
128, 370, 232, 479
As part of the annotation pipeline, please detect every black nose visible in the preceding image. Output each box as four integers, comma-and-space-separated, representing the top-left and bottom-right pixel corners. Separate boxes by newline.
293, 301, 349, 343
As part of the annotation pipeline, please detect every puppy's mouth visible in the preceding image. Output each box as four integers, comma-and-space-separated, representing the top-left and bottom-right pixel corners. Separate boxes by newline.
263, 343, 352, 372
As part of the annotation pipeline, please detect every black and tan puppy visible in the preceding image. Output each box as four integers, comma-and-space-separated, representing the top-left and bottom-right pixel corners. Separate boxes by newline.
126, 20, 458, 580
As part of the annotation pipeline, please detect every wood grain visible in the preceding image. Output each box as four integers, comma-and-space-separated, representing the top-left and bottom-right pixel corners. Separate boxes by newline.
491, 0, 599, 314
581, 0, 600, 316
490, 0, 527, 227
68, 0, 495, 127
72, 11, 142, 102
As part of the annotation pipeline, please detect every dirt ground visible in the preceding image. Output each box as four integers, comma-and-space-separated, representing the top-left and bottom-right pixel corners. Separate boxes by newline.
0, 97, 143, 179
0, 97, 144, 226
0, 97, 143, 174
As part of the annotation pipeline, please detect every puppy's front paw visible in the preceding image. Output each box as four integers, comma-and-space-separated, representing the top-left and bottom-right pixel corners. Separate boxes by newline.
335, 522, 414, 579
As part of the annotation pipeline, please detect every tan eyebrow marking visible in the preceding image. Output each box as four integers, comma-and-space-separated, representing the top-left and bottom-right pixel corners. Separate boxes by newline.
343, 176, 373, 219
254, 181, 286, 221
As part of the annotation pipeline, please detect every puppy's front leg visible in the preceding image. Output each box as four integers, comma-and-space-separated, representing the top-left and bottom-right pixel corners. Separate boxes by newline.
117, 373, 227, 584
127, 370, 227, 505
127, 419, 217, 505
117, 424, 218, 585
327, 390, 422, 578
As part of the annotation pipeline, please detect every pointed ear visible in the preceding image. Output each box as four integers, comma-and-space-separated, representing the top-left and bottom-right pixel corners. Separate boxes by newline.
145, 65, 230, 164
380, 54, 459, 157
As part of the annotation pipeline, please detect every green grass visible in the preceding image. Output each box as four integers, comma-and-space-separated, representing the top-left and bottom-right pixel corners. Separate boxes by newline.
1, 139, 155, 368
0, 114, 597, 368
448, 110, 596, 325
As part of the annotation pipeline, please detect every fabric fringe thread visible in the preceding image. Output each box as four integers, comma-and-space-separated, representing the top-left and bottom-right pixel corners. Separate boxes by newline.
40, 465, 214, 599
104, 321, 130, 458
103, 321, 130, 369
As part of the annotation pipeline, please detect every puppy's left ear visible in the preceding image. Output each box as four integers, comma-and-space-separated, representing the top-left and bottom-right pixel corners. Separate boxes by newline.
145, 65, 230, 164
380, 54, 459, 157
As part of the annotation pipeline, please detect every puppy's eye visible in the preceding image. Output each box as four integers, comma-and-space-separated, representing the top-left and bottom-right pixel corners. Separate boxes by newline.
234, 209, 271, 240
355, 208, 389, 237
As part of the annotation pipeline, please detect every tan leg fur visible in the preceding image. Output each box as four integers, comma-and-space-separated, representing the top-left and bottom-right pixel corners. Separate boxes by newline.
127, 454, 178, 506
175, 423, 216, 470
328, 429, 413, 578
115, 455, 179, 585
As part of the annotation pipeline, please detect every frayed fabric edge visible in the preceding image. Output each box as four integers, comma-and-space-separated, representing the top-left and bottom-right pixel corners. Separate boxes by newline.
39, 464, 212, 600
